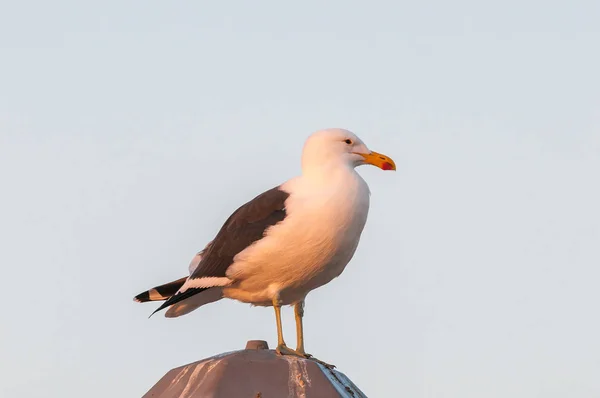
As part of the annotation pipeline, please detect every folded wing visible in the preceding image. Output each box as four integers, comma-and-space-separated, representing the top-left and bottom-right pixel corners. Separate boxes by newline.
147, 186, 290, 317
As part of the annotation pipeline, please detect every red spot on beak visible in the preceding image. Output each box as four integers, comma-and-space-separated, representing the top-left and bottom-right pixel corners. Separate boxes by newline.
382, 162, 394, 170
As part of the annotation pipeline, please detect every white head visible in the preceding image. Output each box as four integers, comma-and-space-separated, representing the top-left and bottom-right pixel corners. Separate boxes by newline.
301, 128, 396, 175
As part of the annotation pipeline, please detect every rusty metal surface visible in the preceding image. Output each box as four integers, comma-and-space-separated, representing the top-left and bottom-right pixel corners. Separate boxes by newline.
143, 341, 367, 398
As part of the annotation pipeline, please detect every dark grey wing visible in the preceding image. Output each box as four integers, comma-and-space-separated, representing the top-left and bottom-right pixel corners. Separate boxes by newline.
191, 186, 289, 279
188, 242, 212, 274
150, 186, 289, 317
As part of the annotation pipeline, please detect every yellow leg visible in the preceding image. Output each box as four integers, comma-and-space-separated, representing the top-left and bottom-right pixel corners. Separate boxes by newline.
294, 300, 308, 355
273, 296, 310, 359
293, 300, 335, 368
273, 296, 286, 348
272, 297, 335, 368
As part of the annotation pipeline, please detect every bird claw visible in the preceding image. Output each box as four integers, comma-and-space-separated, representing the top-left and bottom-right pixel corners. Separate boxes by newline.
275, 345, 335, 368
275, 344, 304, 357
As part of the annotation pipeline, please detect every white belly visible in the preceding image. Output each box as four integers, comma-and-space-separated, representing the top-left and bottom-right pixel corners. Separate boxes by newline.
224, 172, 370, 306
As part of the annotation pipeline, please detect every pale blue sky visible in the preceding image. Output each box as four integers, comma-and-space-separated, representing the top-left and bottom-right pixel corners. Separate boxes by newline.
1, 1, 599, 397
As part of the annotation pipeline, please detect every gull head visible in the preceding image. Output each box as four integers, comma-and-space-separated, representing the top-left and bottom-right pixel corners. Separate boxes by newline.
301, 128, 396, 173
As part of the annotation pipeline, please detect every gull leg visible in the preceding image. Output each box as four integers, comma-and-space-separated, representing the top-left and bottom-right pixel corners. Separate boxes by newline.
272, 296, 335, 368
292, 300, 336, 369
294, 300, 308, 356
273, 295, 287, 350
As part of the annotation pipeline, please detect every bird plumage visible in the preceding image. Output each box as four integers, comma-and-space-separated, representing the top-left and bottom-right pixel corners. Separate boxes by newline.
134, 128, 395, 324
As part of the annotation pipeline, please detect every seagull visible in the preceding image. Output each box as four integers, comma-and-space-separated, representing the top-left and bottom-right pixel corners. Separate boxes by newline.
134, 128, 395, 365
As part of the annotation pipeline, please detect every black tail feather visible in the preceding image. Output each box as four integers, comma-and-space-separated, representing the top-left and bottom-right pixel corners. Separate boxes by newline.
133, 277, 187, 303
149, 287, 209, 318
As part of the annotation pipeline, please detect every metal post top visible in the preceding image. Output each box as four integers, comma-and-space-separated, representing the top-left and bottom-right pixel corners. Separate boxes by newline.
143, 339, 367, 398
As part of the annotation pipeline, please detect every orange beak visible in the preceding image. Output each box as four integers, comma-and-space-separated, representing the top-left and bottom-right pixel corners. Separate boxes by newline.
357, 151, 396, 170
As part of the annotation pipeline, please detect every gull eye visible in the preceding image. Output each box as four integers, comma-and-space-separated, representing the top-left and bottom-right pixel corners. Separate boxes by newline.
344, 139, 353, 145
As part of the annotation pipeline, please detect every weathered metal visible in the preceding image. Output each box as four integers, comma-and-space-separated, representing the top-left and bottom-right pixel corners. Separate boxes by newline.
143, 340, 367, 398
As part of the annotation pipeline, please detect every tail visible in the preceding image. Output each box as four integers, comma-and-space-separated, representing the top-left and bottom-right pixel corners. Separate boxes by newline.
164, 287, 223, 318
149, 284, 225, 318
133, 277, 187, 303
148, 286, 208, 317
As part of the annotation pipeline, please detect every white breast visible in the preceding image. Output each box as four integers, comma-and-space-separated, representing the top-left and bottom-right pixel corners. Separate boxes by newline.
297, 172, 370, 285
